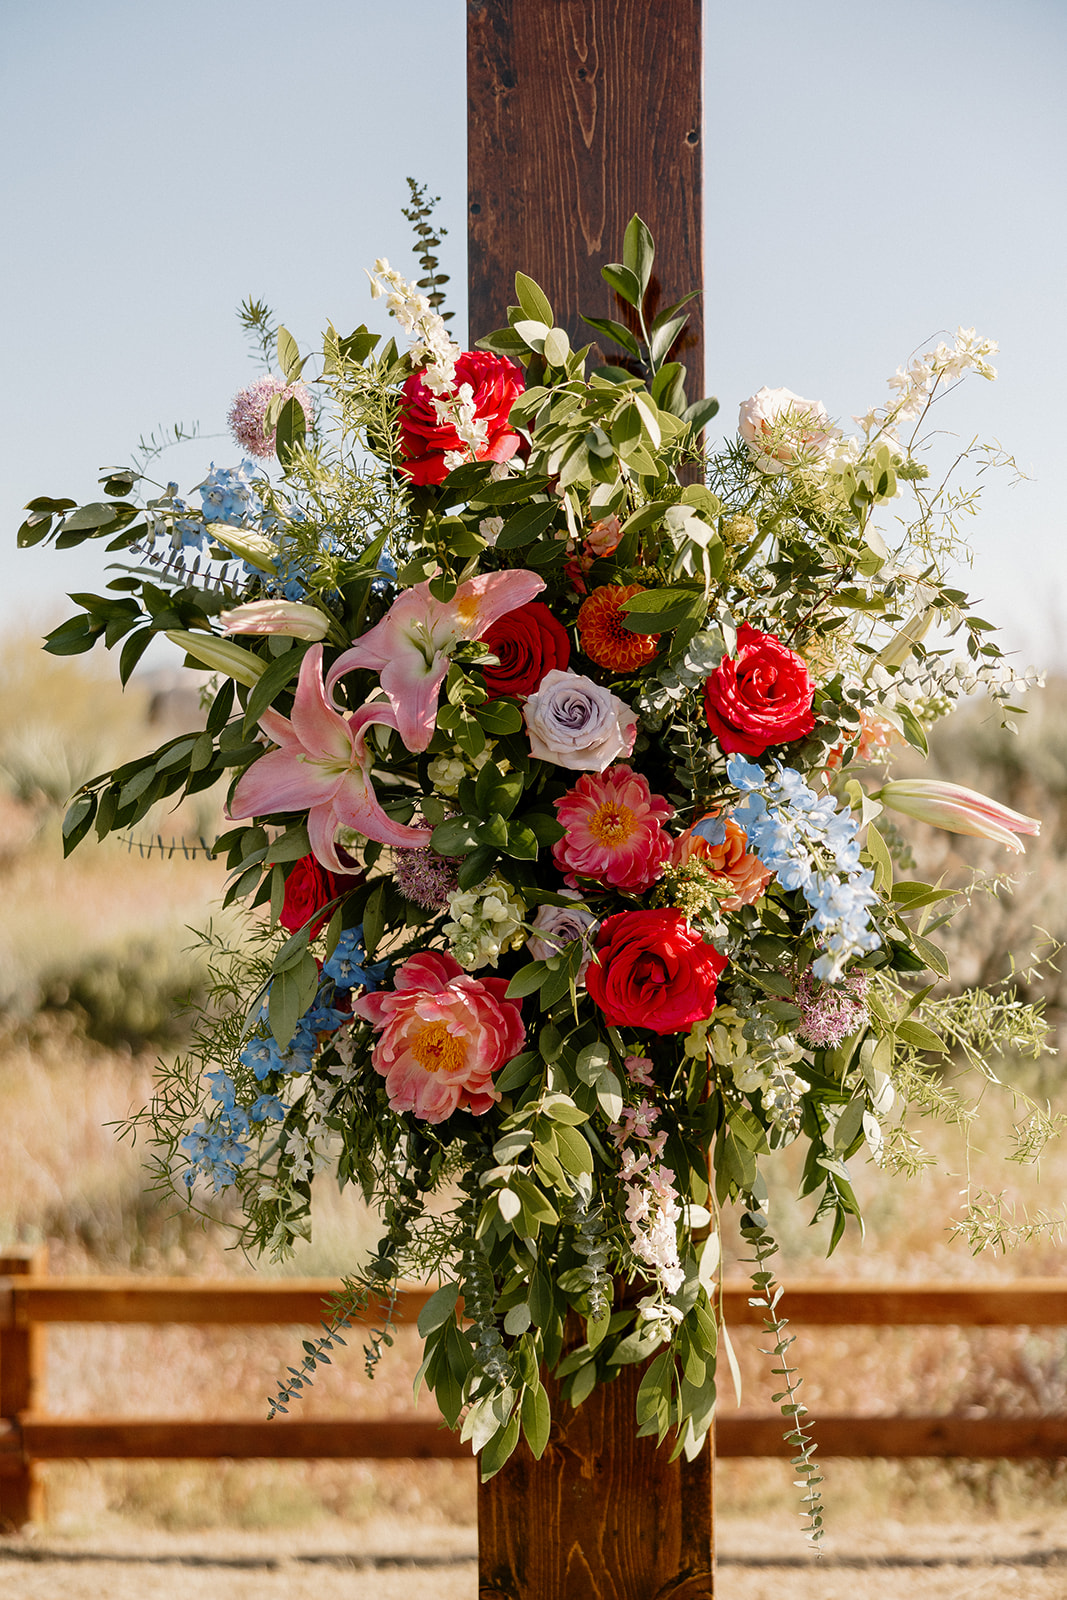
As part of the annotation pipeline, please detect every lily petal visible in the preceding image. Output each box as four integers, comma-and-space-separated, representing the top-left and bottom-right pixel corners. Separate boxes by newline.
326, 570, 545, 752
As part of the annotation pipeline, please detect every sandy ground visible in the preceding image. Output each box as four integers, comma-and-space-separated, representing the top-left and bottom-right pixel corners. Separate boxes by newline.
4, 1516, 1067, 1599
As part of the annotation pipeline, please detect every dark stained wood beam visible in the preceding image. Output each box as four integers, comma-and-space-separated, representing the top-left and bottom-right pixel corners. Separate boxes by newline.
467, 0, 704, 394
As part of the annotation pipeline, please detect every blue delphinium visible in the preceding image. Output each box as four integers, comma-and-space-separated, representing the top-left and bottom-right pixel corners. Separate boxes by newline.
727, 755, 880, 982
198, 461, 262, 526
324, 927, 388, 991
180, 1094, 251, 1191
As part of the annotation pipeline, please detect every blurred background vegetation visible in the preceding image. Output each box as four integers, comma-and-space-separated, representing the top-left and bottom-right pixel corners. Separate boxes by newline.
3, 630, 1067, 1539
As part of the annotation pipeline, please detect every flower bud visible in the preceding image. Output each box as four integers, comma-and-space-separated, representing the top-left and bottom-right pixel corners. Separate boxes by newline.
875, 778, 1040, 853
220, 600, 329, 642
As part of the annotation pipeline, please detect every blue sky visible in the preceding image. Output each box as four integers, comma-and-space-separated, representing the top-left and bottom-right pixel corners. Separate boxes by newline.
4, 0, 1065, 668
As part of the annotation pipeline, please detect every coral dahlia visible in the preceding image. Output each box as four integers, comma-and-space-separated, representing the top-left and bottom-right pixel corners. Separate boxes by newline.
578, 585, 660, 673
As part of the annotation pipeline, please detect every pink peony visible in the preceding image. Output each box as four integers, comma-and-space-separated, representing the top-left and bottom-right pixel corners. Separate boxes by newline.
351, 951, 524, 1124
228, 377, 313, 459
552, 765, 674, 892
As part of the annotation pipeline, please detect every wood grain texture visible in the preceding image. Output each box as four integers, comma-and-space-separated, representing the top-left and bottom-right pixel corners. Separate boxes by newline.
467, 0, 704, 392
477, 1364, 713, 1600
717, 1414, 1067, 1459
0, 1250, 46, 1528
7, 1277, 1067, 1327
2, 1280, 435, 1327
6, 1416, 471, 1463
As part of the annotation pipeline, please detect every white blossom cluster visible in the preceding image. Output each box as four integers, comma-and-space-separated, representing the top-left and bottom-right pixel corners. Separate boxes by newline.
443, 872, 526, 969
610, 1064, 686, 1301
367, 257, 488, 470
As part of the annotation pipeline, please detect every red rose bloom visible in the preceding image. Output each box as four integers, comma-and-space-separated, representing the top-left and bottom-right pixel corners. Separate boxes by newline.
703, 622, 816, 757
397, 352, 525, 487
480, 600, 571, 700
586, 909, 727, 1035
280, 854, 357, 938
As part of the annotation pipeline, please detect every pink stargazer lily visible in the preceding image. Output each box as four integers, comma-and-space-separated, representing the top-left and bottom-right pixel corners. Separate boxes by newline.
229, 644, 432, 872
325, 570, 545, 752
875, 779, 1041, 854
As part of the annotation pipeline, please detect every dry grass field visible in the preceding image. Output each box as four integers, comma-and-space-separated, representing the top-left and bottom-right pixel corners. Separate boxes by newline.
4, 633, 1067, 1593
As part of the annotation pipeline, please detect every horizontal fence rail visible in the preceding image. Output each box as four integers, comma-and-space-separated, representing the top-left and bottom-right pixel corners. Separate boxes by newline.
2, 1249, 1066, 1526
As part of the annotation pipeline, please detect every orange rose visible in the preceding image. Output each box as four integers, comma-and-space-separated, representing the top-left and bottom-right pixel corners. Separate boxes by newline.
673, 816, 772, 909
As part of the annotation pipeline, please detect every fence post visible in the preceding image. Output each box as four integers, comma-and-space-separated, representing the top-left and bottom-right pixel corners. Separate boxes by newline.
0, 1246, 48, 1529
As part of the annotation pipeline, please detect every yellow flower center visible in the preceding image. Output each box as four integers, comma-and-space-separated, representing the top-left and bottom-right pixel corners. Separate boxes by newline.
589, 800, 637, 847
411, 1020, 466, 1075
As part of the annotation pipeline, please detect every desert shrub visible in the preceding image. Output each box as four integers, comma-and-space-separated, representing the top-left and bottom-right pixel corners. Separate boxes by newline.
36, 940, 208, 1050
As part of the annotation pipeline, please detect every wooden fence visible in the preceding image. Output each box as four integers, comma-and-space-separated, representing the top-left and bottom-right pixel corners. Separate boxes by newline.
3, 1246, 1067, 1527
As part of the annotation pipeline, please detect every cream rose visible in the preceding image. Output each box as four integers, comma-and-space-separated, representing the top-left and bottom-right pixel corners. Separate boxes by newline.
738, 386, 837, 474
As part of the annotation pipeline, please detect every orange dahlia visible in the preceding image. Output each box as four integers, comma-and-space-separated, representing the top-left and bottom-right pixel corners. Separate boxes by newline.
577, 584, 660, 673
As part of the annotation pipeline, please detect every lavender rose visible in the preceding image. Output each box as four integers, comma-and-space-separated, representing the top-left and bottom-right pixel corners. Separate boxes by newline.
527, 895, 599, 983
523, 669, 636, 771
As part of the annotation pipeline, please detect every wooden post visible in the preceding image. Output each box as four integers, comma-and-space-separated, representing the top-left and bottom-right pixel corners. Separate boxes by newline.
0, 1247, 48, 1529
467, 0, 704, 394
468, 4, 712, 1594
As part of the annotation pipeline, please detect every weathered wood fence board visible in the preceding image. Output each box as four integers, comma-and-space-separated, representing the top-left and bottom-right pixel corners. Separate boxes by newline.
7, 1277, 1067, 1326
3, 1249, 1067, 1533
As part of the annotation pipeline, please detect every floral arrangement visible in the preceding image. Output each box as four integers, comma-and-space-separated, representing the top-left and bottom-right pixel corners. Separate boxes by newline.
21, 204, 1050, 1522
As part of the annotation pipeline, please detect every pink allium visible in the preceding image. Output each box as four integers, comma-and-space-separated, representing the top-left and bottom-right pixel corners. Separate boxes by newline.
552, 765, 674, 892
351, 951, 525, 1124
392, 846, 459, 910
228, 377, 313, 460
794, 968, 869, 1049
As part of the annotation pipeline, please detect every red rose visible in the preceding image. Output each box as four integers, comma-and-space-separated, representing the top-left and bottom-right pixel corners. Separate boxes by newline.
480, 600, 571, 700
397, 352, 525, 487
703, 622, 815, 757
586, 909, 727, 1035
280, 855, 357, 938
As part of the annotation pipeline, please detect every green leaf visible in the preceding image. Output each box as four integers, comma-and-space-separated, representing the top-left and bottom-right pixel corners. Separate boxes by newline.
494, 1052, 541, 1094
908, 932, 950, 978
580, 315, 641, 360
505, 961, 549, 1000
896, 701, 929, 755
61, 794, 97, 855
277, 325, 302, 382
620, 587, 705, 633
480, 1413, 521, 1480
493, 500, 559, 550
520, 1381, 551, 1459
622, 215, 655, 297
362, 881, 386, 959
864, 822, 894, 893
264, 825, 312, 865
543, 327, 571, 368
683, 396, 720, 432
514, 272, 554, 326
896, 1019, 948, 1053
649, 315, 687, 369
601, 262, 642, 308
416, 1281, 460, 1337
541, 1094, 588, 1126
275, 394, 307, 467
430, 817, 480, 855
61, 501, 125, 533
268, 952, 318, 1050
551, 1122, 594, 1176
476, 699, 523, 735
243, 645, 304, 730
